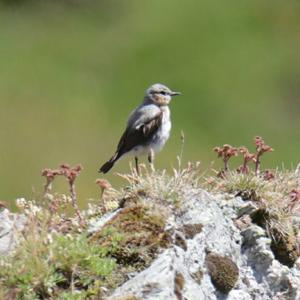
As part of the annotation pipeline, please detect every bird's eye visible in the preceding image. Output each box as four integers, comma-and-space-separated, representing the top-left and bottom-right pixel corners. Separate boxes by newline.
160, 91, 167, 95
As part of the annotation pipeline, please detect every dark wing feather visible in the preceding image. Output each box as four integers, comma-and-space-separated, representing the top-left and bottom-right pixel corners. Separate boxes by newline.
99, 110, 163, 173
116, 110, 163, 157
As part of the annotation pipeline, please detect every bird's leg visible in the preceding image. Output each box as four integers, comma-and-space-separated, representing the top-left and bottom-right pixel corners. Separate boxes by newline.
148, 149, 155, 172
135, 156, 140, 176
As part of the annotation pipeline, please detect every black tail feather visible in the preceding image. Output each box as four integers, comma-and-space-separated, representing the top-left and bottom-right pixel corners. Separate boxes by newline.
99, 160, 115, 173
99, 154, 119, 173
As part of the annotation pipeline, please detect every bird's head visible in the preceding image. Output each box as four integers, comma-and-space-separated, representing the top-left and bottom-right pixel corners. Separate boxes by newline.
145, 83, 181, 106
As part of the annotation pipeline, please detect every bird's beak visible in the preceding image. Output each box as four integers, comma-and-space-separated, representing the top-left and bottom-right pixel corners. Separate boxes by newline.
170, 91, 181, 96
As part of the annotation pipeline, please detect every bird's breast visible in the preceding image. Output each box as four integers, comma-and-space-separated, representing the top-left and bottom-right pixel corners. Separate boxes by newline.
151, 107, 171, 152
128, 106, 171, 156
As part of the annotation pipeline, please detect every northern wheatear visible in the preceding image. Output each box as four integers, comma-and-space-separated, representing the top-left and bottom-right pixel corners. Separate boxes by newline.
99, 83, 181, 174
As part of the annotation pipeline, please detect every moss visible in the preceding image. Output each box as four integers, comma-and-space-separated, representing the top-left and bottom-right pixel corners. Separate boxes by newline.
191, 269, 203, 285
250, 208, 299, 267
174, 271, 185, 300
180, 223, 203, 239
270, 227, 299, 268
91, 203, 171, 269
205, 253, 239, 294
174, 223, 203, 251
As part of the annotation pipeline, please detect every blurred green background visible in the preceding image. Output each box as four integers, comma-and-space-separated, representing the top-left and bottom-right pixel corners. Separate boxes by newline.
0, 0, 299, 207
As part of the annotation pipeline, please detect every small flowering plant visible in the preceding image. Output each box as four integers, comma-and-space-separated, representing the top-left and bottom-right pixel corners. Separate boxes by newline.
95, 178, 119, 213
213, 144, 238, 177
213, 136, 274, 178
253, 136, 274, 175
287, 189, 300, 212
42, 164, 84, 225
237, 147, 256, 174
41, 168, 62, 195
95, 178, 112, 199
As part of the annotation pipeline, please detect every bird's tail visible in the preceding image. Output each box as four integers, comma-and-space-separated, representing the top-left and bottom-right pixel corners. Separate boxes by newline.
99, 154, 119, 173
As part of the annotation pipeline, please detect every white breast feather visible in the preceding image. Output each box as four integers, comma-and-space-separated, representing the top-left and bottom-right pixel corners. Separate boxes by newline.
129, 106, 171, 156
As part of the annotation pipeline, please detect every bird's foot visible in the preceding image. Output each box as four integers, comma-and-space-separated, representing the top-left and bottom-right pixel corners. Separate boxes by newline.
148, 150, 155, 173
135, 156, 140, 176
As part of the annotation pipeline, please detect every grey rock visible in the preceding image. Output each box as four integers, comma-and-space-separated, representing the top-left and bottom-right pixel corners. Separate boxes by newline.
2, 187, 300, 300
237, 202, 258, 218
88, 208, 121, 234
105, 188, 300, 300
0, 209, 26, 256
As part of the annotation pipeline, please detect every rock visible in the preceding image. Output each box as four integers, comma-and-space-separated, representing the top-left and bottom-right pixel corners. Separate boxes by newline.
0, 209, 26, 255
237, 201, 258, 218
88, 209, 121, 234
2, 186, 300, 299
174, 231, 187, 251
105, 188, 300, 300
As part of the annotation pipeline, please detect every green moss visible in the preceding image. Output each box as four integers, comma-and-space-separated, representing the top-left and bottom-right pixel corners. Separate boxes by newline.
0, 231, 115, 299
206, 253, 239, 294
91, 203, 171, 269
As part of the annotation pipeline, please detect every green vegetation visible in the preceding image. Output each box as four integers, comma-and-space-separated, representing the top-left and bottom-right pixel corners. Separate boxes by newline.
0, 1, 299, 204
91, 203, 170, 268
0, 230, 116, 299
0, 1, 299, 297
207, 137, 300, 267
0, 148, 299, 298
0, 199, 160, 298
0, 157, 201, 299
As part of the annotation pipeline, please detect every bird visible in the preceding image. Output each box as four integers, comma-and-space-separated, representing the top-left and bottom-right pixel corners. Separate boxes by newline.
99, 83, 181, 175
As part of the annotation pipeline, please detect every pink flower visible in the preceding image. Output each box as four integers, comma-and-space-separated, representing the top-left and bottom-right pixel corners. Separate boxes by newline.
95, 179, 112, 190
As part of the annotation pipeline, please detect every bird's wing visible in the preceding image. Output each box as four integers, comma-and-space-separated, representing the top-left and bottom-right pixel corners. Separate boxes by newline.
115, 106, 163, 157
